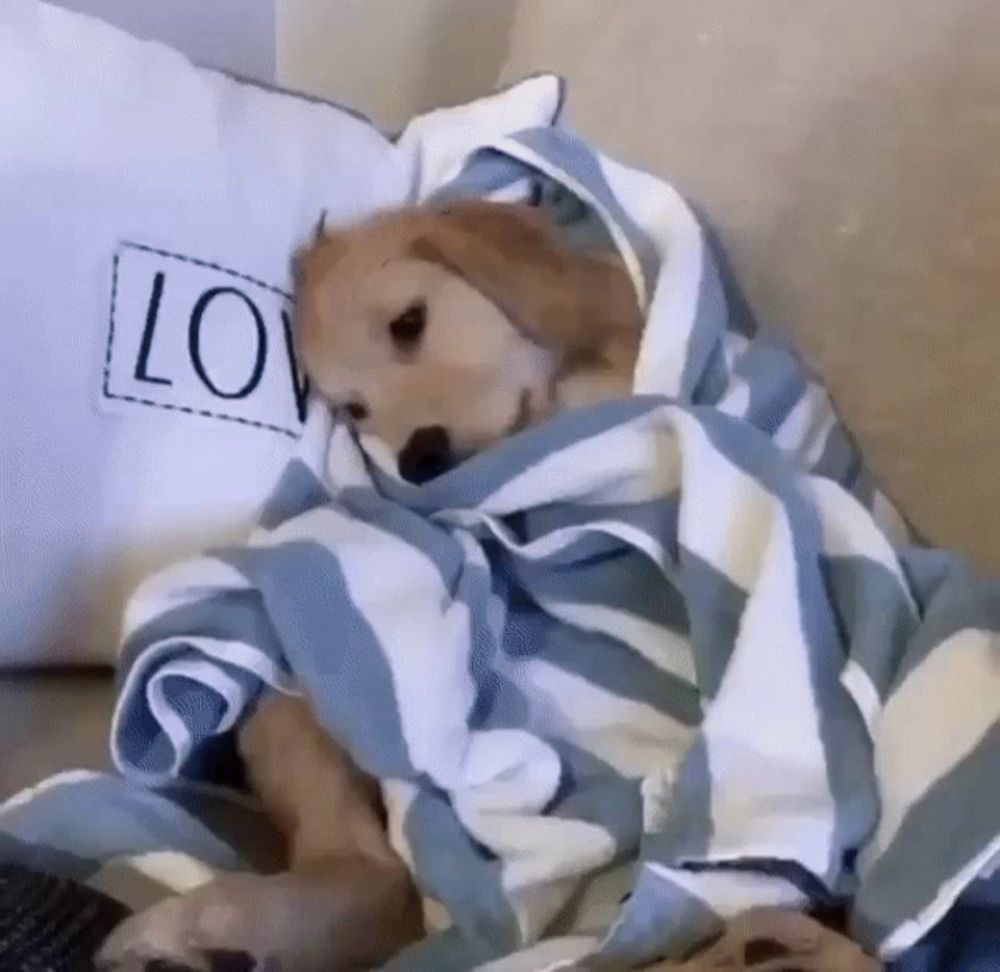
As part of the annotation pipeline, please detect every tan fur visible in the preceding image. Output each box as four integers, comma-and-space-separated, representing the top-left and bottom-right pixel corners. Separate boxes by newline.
296, 199, 643, 457
100, 201, 642, 972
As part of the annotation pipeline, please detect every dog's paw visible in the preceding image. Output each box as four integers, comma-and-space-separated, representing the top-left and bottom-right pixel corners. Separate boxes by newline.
96, 874, 294, 972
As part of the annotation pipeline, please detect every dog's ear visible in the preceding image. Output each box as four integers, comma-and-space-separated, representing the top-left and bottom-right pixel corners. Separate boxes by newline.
292, 231, 350, 290
410, 201, 594, 352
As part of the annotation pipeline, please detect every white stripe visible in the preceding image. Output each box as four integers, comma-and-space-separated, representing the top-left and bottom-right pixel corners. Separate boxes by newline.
397, 75, 562, 200
382, 779, 421, 880
474, 412, 682, 513
522, 659, 694, 779
702, 509, 836, 874
721, 332, 751, 371
597, 155, 705, 399
841, 658, 882, 733
808, 477, 917, 612
672, 414, 780, 592
122, 556, 252, 643
862, 628, 1000, 867
772, 383, 837, 467
94, 851, 216, 895
482, 176, 536, 204
87, 853, 217, 912
498, 820, 618, 912
642, 767, 677, 833
645, 861, 809, 915
475, 813, 616, 891
325, 421, 380, 491
268, 505, 477, 787
717, 375, 751, 419
539, 600, 696, 685
493, 824, 617, 945
872, 490, 911, 548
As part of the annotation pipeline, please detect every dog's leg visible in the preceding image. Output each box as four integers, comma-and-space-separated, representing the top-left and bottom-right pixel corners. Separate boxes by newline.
99, 695, 422, 972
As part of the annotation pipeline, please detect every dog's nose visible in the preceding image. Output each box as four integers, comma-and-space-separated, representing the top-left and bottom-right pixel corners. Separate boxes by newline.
398, 426, 454, 484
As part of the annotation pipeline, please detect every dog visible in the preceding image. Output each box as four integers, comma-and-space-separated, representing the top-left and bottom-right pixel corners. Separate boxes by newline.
99, 200, 643, 972
296, 199, 643, 483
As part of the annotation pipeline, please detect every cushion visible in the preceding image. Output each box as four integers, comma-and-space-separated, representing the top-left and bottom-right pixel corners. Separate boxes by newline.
501, 0, 1000, 570
0, 0, 561, 663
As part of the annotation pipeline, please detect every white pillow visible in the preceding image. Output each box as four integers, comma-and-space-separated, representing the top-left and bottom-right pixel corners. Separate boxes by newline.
0, 0, 561, 663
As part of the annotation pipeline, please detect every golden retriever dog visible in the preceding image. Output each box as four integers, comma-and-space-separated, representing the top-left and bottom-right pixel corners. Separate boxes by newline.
297, 199, 642, 482
100, 200, 642, 972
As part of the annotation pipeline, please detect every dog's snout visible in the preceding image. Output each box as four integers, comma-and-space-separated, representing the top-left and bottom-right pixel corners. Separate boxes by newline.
398, 426, 454, 485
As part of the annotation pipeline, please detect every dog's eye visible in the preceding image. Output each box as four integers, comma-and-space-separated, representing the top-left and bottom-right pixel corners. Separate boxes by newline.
389, 302, 426, 349
344, 401, 369, 421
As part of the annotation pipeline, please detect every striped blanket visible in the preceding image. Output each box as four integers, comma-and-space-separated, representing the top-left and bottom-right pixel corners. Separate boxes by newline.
3, 84, 999, 972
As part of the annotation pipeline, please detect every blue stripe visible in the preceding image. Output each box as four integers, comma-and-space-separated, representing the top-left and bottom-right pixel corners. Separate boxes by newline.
812, 422, 865, 495
115, 589, 285, 780
430, 147, 539, 203
641, 736, 713, 865
223, 541, 416, 780
675, 548, 748, 701
402, 787, 520, 959
821, 555, 918, 700
853, 723, 1000, 951
692, 205, 759, 339
885, 571, 1000, 693
734, 339, 809, 435
0, 776, 248, 877
600, 863, 723, 963
689, 339, 731, 406
258, 458, 332, 530
679, 246, 730, 402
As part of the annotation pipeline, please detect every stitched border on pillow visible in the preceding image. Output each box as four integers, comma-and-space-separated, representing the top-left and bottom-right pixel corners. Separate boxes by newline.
103, 242, 302, 438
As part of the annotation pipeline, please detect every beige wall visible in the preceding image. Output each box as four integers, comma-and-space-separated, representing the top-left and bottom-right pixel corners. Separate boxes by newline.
278, 0, 516, 129
54, 0, 276, 79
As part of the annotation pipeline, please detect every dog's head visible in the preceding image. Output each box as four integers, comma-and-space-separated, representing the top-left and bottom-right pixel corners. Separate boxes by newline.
294, 200, 638, 483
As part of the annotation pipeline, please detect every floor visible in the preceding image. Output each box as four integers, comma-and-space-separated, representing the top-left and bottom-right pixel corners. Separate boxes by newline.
0, 672, 114, 800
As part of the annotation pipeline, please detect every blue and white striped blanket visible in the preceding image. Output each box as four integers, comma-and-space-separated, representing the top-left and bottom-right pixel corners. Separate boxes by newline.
3, 82, 998, 971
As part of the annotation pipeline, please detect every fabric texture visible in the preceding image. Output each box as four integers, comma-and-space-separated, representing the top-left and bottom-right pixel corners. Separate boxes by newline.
501, 0, 1000, 573
4, 100, 996, 972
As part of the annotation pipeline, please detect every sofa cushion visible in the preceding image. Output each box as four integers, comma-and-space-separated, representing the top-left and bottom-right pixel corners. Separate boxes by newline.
502, 0, 1000, 569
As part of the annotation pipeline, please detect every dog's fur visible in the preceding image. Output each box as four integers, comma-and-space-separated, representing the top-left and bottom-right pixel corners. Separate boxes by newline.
296, 200, 642, 477
100, 201, 642, 971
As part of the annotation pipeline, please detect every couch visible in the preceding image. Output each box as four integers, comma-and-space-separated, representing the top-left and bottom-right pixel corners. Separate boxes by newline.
3, 0, 998, 823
